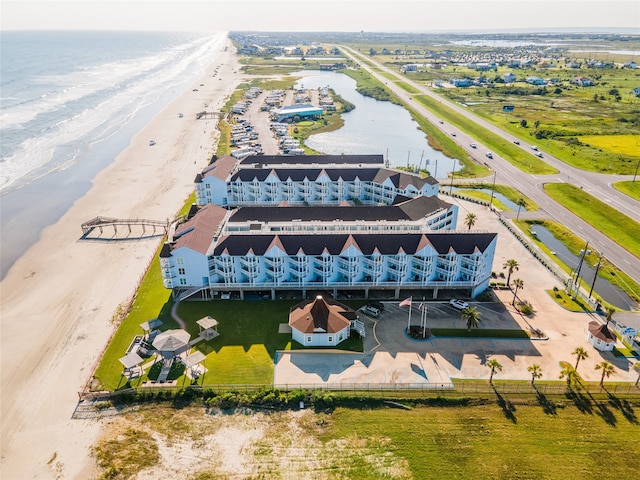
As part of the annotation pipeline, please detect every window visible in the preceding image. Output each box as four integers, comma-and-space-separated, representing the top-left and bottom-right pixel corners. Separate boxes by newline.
328, 336, 333, 342
177, 257, 185, 265
178, 267, 186, 275
179, 278, 187, 285
306, 336, 312, 343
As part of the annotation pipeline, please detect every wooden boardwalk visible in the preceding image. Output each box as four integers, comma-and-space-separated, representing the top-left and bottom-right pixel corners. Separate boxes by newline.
80, 216, 169, 239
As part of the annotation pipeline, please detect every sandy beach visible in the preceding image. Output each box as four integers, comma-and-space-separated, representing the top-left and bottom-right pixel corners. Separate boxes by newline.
0, 35, 241, 478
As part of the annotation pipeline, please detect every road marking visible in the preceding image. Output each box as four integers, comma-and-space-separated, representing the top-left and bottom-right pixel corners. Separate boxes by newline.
624, 259, 631, 265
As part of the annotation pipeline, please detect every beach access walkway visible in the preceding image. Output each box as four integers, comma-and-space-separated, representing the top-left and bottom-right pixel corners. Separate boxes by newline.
80, 216, 169, 239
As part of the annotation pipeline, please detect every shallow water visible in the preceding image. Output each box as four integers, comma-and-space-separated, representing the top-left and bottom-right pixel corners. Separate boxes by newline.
531, 225, 636, 310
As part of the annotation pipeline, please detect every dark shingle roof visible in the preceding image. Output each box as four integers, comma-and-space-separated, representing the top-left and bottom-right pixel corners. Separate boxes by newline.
230, 167, 435, 185
239, 154, 384, 167
213, 232, 496, 256
228, 196, 452, 223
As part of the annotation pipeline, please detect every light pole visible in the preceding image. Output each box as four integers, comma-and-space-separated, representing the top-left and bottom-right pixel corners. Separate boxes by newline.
633, 158, 640, 184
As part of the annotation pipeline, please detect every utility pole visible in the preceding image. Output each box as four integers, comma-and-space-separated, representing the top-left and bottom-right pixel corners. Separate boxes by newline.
449, 165, 456, 194
589, 252, 604, 298
489, 170, 497, 210
633, 158, 640, 184
573, 241, 590, 297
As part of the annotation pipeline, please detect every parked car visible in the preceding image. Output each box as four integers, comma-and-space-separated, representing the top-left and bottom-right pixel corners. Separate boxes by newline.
367, 302, 385, 312
220, 292, 231, 300
362, 305, 380, 317
449, 299, 469, 310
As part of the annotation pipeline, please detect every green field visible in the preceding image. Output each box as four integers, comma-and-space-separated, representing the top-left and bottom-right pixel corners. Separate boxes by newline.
320, 403, 640, 479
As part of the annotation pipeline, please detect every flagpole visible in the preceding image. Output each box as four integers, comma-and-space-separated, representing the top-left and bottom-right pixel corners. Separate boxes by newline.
407, 301, 412, 332
422, 305, 427, 338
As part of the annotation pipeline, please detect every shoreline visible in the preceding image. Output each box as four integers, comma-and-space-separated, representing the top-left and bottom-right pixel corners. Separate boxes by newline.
0, 35, 241, 478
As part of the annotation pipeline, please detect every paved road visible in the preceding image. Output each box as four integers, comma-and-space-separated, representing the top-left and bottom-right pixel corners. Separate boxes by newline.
339, 46, 640, 287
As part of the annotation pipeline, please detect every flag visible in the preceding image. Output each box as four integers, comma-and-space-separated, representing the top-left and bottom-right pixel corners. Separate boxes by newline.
399, 297, 412, 307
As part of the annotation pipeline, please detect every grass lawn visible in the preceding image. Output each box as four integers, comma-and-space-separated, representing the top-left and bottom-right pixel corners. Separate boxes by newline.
544, 183, 640, 259
320, 403, 640, 479
546, 289, 591, 312
613, 180, 640, 202
95, 293, 365, 390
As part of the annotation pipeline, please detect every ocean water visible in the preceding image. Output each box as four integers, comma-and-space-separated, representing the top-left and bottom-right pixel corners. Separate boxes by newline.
0, 30, 226, 279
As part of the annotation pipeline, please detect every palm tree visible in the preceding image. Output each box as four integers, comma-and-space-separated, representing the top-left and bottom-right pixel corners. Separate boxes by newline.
604, 306, 615, 325
464, 212, 477, 231
487, 359, 503, 384
595, 361, 616, 386
516, 198, 526, 221
503, 259, 519, 286
461, 306, 482, 332
559, 365, 578, 388
527, 364, 542, 385
511, 278, 524, 306
572, 346, 589, 373
634, 362, 640, 387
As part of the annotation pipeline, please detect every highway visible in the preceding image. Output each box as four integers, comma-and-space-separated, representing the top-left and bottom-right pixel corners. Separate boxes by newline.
339, 46, 640, 287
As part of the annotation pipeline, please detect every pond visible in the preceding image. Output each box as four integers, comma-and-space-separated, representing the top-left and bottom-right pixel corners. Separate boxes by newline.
291, 70, 460, 178
530, 225, 637, 310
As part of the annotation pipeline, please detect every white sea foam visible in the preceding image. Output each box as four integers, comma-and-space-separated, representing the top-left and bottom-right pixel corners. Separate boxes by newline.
0, 33, 225, 192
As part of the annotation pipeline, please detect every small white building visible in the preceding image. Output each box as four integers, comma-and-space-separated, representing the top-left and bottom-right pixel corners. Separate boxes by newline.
587, 321, 616, 352
288, 296, 354, 347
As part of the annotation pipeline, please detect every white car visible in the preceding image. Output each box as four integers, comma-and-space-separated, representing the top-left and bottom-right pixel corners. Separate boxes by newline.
220, 292, 231, 300
531, 145, 539, 151
449, 299, 469, 310
470, 143, 477, 148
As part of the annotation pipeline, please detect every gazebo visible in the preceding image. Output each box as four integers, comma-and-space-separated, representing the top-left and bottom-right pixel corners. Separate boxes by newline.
152, 329, 191, 357
196, 316, 220, 341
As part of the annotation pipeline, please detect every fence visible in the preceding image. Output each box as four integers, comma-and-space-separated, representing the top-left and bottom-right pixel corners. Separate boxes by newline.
80, 380, 640, 403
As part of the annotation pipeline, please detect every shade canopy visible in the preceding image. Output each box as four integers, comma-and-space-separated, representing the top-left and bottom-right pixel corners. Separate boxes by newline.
182, 351, 207, 368
197, 316, 219, 330
152, 329, 191, 353
119, 352, 144, 370
140, 318, 163, 332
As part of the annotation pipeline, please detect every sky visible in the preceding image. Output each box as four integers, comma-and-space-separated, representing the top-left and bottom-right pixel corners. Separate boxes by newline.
1, 0, 639, 33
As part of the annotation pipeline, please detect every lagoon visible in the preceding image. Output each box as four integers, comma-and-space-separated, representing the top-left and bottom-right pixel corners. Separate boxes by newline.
292, 70, 460, 178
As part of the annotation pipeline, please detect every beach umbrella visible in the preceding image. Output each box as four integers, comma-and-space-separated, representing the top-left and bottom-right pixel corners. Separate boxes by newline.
152, 329, 190, 356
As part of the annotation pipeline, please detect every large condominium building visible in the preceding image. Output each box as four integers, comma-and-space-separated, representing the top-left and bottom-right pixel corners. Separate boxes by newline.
161, 154, 497, 301
160, 200, 496, 298
194, 154, 439, 207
